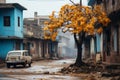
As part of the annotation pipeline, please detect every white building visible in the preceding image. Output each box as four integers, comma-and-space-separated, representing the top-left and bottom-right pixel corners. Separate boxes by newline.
57, 30, 77, 58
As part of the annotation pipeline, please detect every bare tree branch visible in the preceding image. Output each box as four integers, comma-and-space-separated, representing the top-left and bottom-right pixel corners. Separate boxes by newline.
69, 0, 76, 5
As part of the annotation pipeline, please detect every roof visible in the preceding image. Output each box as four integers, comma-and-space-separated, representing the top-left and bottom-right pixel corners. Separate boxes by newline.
0, 3, 27, 10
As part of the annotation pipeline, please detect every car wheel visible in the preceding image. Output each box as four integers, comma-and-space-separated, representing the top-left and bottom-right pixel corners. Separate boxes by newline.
7, 63, 10, 68
28, 63, 31, 67
23, 62, 27, 67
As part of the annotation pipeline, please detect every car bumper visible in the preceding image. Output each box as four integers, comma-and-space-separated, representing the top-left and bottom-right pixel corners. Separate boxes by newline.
6, 61, 25, 65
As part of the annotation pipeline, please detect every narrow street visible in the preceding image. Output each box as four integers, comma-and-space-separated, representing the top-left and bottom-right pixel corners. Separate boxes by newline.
0, 0, 120, 80
0, 59, 83, 80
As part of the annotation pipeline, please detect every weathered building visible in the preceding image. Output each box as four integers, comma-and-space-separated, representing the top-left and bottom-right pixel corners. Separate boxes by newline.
88, 0, 120, 64
24, 13, 58, 60
30, 12, 77, 59
0, 3, 26, 60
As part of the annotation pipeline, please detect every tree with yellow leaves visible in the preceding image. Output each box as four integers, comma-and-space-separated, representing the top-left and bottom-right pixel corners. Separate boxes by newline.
44, 0, 110, 66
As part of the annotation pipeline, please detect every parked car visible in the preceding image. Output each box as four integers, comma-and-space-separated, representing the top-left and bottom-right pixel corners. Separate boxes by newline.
6, 50, 32, 68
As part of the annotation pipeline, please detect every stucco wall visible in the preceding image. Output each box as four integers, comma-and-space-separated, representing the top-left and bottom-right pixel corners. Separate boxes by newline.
0, 8, 23, 38
0, 39, 14, 60
0, 8, 15, 37
14, 8, 23, 38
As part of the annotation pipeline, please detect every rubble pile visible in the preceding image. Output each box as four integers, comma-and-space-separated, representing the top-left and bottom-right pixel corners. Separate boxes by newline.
60, 63, 104, 74
59, 60, 120, 80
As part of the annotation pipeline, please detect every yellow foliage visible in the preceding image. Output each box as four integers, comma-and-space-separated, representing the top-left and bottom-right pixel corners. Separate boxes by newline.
44, 36, 50, 39
43, 27, 48, 30
97, 27, 103, 34
44, 21, 49, 25
51, 32, 58, 41
43, 3, 110, 41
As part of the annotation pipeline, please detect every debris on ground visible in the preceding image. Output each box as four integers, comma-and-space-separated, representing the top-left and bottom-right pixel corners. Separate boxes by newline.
59, 59, 120, 80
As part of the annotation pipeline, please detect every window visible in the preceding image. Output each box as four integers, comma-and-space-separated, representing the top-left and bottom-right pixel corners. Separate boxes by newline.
18, 17, 20, 27
4, 16, 10, 26
23, 52, 28, 56
25, 52, 29, 56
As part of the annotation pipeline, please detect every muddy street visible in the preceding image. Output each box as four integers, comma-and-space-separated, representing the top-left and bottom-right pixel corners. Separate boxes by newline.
0, 59, 83, 80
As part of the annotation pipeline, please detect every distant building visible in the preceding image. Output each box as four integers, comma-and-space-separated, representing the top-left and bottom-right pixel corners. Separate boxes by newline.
25, 12, 77, 59
23, 13, 58, 60
0, 3, 26, 60
57, 31, 77, 58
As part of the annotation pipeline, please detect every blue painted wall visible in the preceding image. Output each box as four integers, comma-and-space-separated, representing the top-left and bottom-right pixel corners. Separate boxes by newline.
0, 5, 25, 60
96, 34, 101, 52
114, 28, 117, 51
0, 40, 14, 60
0, 8, 15, 37
14, 8, 23, 38
0, 8, 23, 38
0, 39, 23, 60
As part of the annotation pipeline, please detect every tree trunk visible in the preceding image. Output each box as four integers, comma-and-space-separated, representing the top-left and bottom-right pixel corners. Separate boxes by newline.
73, 32, 85, 67
74, 44, 84, 66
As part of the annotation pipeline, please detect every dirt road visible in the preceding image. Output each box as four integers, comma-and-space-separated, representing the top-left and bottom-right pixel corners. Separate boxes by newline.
0, 59, 83, 80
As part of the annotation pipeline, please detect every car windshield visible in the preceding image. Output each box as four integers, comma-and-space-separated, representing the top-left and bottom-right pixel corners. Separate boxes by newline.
8, 52, 21, 56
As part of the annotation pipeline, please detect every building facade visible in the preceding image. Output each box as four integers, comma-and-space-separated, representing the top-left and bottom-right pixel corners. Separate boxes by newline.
88, 0, 120, 64
30, 12, 77, 59
24, 14, 58, 60
0, 3, 26, 60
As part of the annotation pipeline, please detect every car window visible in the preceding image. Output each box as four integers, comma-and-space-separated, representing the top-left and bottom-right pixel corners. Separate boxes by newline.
23, 52, 25, 56
8, 52, 21, 56
26, 52, 29, 56
23, 52, 29, 56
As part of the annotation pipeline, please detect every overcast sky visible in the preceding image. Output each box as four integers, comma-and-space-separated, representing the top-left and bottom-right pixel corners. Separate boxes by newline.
6, 0, 88, 18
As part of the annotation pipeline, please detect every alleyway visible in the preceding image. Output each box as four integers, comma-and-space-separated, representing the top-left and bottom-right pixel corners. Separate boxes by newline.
0, 59, 83, 80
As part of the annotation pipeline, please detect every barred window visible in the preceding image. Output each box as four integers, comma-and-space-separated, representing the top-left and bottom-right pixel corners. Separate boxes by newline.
4, 16, 10, 26
18, 17, 20, 27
